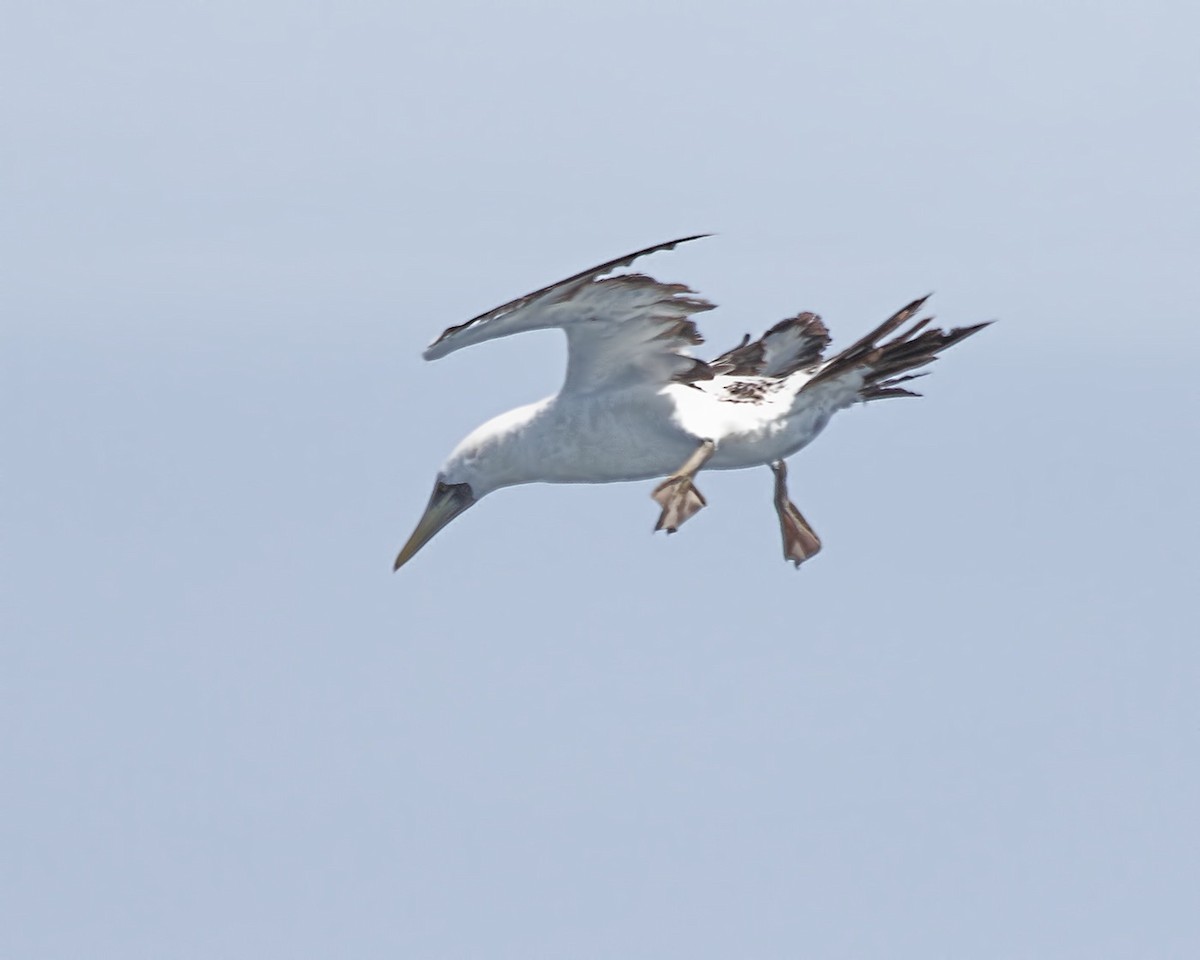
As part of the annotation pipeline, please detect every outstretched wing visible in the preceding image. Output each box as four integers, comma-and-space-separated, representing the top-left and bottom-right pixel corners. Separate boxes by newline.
422, 236, 717, 392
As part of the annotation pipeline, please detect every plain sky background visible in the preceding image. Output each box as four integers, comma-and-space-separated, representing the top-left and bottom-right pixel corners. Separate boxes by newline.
4, 1, 1198, 957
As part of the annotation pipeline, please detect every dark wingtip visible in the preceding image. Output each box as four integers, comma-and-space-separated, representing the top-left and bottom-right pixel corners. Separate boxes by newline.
641, 234, 715, 254
657, 233, 716, 251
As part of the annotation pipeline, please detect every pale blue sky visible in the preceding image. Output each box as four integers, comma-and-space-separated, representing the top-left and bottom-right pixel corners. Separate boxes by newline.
4, 1, 1198, 957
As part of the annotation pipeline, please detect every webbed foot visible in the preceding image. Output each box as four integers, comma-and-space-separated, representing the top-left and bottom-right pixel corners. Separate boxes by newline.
770, 460, 822, 567
652, 476, 708, 533
651, 439, 716, 534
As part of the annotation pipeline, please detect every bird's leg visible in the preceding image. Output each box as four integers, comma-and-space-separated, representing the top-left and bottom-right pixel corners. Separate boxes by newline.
652, 439, 716, 533
770, 460, 822, 567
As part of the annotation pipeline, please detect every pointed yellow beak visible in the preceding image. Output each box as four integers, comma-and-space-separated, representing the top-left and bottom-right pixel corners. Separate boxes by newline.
393, 480, 476, 570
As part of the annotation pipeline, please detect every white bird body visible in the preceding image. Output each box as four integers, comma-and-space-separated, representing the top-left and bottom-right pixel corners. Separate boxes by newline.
394, 236, 987, 569
446, 374, 848, 493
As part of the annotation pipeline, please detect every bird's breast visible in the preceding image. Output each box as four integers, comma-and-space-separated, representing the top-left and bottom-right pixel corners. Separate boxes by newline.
487, 384, 834, 487
517, 391, 699, 483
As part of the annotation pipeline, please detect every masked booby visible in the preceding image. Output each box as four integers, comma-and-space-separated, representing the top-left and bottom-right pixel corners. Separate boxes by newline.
394, 236, 988, 570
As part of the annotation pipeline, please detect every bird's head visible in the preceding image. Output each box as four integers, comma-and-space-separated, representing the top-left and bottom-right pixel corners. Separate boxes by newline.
391, 429, 510, 571
392, 402, 545, 570
392, 473, 478, 571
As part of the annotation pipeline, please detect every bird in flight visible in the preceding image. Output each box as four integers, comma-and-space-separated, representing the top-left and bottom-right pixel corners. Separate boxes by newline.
394, 236, 988, 570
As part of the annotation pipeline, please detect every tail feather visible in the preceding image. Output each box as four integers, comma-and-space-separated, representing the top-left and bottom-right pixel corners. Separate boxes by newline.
805, 296, 989, 403
813, 296, 932, 382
